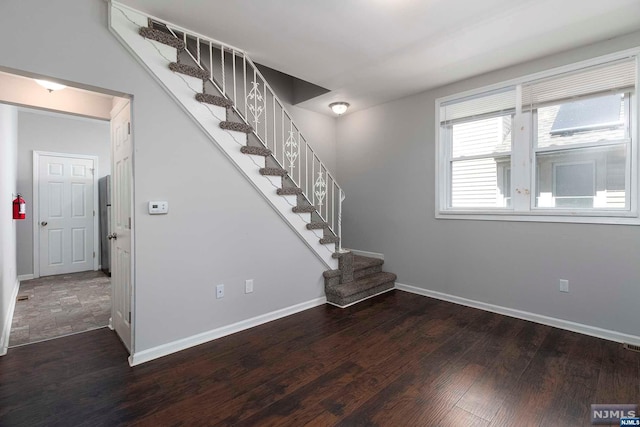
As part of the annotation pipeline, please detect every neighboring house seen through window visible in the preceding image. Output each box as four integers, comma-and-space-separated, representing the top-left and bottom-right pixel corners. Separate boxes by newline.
436, 54, 638, 223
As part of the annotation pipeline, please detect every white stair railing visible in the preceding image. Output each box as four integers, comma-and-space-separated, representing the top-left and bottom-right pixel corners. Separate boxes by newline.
139, 12, 345, 247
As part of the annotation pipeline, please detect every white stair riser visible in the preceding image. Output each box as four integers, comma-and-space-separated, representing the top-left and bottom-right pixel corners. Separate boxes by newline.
264, 175, 282, 188
244, 153, 267, 167
280, 195, 297, 205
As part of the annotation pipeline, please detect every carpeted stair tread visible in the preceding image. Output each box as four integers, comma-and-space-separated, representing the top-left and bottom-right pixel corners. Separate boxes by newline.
353, 255, 384, 271
277, 187, 303, 196
139, 27, 185, 50
326, 272, 396, 299
353, 255, 384, 269
260, 168, 288, 177
195, 93, 233, 108
241, 146, 272, 156
306, 221, 328, 230
320, 236, 340, 245
327, 282, 394, 307
323, 268, 342, 287
332, 251, 352, 259
353, 255, 384, 280
220, 121, 253, 133
292, 205, 316, 213
323, 269, 341, 279
169, 62, 210, 80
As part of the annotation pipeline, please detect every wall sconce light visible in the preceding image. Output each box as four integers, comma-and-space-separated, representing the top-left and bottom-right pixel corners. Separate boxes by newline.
329, 102, 350, 115
35, 79, 67, 93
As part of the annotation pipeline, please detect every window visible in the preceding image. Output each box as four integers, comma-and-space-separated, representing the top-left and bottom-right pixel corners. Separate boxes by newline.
550, 94, 623, 136
441, 88, 515, 209
436, 53, 638, 223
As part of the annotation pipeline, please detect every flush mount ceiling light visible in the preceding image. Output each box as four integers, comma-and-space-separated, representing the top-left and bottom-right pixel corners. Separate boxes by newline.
35, 79, 67, 92
329, 102, 350, 115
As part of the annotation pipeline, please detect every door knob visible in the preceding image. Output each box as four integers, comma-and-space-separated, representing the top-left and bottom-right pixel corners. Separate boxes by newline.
107, 233, 117, 240
40, 221, 48, 226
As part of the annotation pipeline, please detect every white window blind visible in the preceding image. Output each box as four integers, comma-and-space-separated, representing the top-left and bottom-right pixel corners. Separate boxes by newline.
522, 58, 636, 108
440, 87, 516, 125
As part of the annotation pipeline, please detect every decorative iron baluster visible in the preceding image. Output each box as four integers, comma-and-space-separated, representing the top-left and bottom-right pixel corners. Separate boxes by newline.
314, 171, 326, 208
246, 80, 264, 127
285, 130, 299, 170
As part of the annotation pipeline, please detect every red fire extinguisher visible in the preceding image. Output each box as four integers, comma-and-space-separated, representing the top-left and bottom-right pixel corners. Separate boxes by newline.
13, 194, 26, 220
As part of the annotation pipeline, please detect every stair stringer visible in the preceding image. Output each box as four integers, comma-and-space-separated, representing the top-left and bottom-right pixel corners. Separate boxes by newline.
109, 5, 338, 269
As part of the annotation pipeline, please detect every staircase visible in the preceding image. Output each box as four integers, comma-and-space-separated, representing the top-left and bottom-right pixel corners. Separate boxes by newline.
325, 253, 396, 307
109, 1, 396, 306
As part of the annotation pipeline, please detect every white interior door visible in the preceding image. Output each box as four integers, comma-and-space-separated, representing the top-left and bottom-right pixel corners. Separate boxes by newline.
38, 154, 95, 277
111, 101, 133, 352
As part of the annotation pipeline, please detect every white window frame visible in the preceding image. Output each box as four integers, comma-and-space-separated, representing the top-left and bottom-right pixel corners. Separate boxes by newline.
435, 48, 640, 225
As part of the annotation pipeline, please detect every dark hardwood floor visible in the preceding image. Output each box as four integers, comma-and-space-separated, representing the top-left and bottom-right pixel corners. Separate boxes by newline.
1, 290, 638, 426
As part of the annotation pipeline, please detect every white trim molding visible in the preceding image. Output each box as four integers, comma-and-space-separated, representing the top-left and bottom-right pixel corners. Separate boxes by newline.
327, 287, 394, 309
396, 283, 640, 347
128, 297, 327, 366
17, 274, 34, 282
344, 248, 384, 260
0, 278, 21, 356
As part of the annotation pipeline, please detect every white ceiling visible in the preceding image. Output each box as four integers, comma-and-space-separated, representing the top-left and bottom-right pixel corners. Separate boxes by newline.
120, 0, 640, 115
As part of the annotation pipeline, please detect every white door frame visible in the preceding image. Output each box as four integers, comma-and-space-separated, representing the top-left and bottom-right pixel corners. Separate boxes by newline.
32, 151, 100, 279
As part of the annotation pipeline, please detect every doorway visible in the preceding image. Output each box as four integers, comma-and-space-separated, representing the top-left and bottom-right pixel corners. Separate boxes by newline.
0, 70, 133, 355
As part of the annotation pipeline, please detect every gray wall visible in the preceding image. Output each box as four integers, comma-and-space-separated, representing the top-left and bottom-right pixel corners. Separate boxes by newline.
0, 0, 327, 353
336, 31, 640, 337
0, 104, 18, 353
16, 109, 111, 277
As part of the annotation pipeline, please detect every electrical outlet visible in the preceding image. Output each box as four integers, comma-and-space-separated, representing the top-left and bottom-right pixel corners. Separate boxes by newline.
559, 279, 569, 293
216, 284, 224, 299
245, 279, 254, 294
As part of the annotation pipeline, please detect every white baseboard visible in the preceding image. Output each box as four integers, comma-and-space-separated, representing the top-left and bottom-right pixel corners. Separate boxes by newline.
327, 286, 395, 308
129, 296, 327, 366
18, 274, 34, 281
345, 248, 384, 260
0, 278, 21, 356
396, 283, 640, 347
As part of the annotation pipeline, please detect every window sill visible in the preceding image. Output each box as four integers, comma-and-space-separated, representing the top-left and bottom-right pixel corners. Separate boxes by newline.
436, 210, 640, 225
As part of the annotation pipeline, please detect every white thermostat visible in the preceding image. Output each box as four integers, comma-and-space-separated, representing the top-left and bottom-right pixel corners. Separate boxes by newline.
148, 201, 169, 215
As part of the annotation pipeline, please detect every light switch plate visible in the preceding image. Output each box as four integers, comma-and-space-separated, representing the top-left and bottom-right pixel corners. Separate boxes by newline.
245, 279, 254, 294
